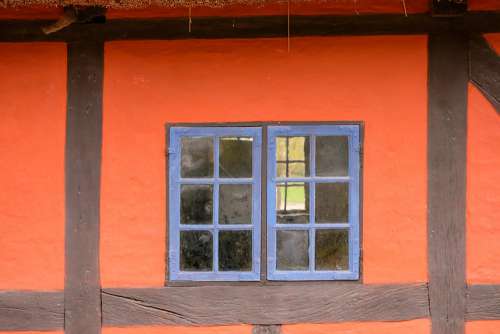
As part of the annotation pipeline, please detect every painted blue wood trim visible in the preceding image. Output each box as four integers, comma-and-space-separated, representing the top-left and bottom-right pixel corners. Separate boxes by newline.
267, 125, 360, 281
169, 127, 261, 281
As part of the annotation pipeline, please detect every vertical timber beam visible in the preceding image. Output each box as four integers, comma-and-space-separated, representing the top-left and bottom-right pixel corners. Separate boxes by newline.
428, 33, 468, 334
65, 38, 104, 334
253, 325, 282, 334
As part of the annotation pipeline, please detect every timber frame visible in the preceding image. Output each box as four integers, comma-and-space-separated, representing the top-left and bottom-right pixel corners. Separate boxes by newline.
1, 8, 500, 334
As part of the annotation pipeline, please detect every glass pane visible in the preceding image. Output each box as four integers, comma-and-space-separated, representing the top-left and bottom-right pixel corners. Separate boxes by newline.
219, 230, 252, 271
219, 184, 252, 225
181, 137, 214, 178
276, 230, 309, 270
276, 136, 310, 178
316, 136, 349, 177
219, 137, 253, 178
315, 229, 349, 270
276, 182, 309, 224
181, 185, 213, 225
315, 183, 348, 223
180, 231, 213, 271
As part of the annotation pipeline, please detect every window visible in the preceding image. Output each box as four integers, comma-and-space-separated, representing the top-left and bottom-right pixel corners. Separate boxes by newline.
168, 127, 262, 281
267, 125, 360, 280
168, 124, 360, 282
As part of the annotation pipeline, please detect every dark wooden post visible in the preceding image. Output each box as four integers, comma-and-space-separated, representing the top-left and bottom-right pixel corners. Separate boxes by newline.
428, 32, 468, 334
65, 38, 104, 334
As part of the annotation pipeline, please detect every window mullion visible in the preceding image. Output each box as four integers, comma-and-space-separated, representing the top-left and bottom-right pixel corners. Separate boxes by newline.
213, 136, 220, 273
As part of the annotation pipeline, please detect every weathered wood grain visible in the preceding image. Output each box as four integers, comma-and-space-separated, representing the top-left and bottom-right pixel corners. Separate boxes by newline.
65, 39, 104, 334
470, 34, 500, 114
102, 284, 429, 326
253, 325, 282, 334
428, 33, 468, 334
467, 285, 500, 320
0, 291, 64, 330
1, 13, 500, 42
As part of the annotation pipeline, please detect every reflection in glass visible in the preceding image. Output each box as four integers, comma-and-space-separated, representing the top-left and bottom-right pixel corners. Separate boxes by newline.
220, 137, 253, 178
315, 229, 349, 270
316, 136, 349, 176
276, 136, 310, 178
181, 185, 213, 225
276, 230, 309, 270
276, 182, 309, 224
180, 231, 213, 271
315, 183, 348, 223
181, 137, 214, 178
219, 184, 252, 225
219, 230, 252, 271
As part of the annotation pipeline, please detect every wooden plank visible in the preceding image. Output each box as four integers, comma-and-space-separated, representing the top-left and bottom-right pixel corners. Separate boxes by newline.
102, 284, 429, 326
467, 285, 500, 320
427, 33, 468, 334
0, 13, 500, 42
0, 291, 64, 330
65, 39, 104, 334
470, 34, 500, 114
253, 325, 282, 334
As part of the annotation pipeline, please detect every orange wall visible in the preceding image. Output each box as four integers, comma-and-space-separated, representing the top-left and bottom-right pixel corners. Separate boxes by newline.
0, 43, 66, 290
467, 84, 500, 283
467, 321, 500, 334
102, 36, 428, 287
283, 319, 430, 334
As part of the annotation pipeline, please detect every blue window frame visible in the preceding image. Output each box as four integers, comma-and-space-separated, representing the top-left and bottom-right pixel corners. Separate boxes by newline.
169, 127, 262, 281
267, 125, 360, 280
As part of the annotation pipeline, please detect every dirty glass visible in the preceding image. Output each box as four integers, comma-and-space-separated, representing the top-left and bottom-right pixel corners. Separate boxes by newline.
276, 230, 309, 270
219, 137, 253, 178
316, 136, 349, 177
276, 136, 310, 178
219, 230, 252, 271
315, 183, 348, 223
181, 137, 214, 178
315, 229, 349, 270
180, 231, 213, 271
219, 184, 252, 225
276, 182, 309, 224
181, 184, 213, 225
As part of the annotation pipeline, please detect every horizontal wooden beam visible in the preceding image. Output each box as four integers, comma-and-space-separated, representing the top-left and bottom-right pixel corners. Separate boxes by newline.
101, 284, 430, 326
0, 13, 500, 42
3, 285, 500, 330
0, 291, 64, 330
466, 285, 500, 320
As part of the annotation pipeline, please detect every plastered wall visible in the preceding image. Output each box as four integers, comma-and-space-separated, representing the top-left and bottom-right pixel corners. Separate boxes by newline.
0, 43, 66, 291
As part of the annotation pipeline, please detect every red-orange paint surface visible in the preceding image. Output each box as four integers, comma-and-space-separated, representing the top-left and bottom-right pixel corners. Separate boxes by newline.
103, 325, 251, 334
283, 319, 430, 334
107, 0, 427, 19
485, 33, 500, 55
467, 84, 500, 284
0, 43, 66, 290
102, 36, 428, 287
467, 321, 500, 334
469, 0, 500, 11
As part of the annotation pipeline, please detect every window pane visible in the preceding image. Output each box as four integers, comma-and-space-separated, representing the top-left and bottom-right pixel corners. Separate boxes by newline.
181, 185, 213, 225
219, 230, 252, 271
181, 137, 214, 178
219, 137, 253, 178
219, 184, 252, 225
315, 229, 349, 270
276, 182, 309, 224
180, 231, 213, 271
276, 136, 310, 178
276, 230, 309, 270
315, 183, 348, 223
316, 136, 349, 176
